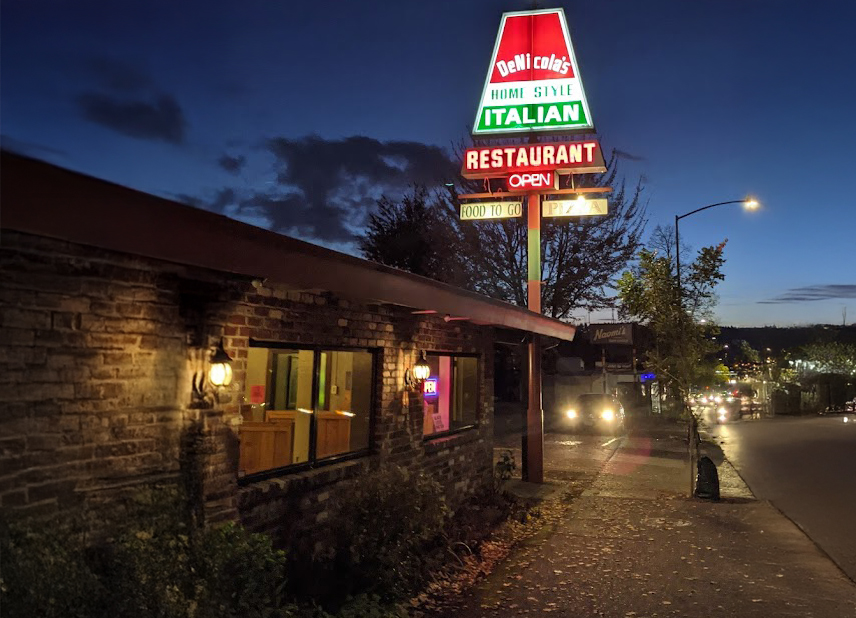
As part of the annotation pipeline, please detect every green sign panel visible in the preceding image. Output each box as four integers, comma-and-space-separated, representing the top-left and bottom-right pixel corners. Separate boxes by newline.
476, 101, 588, 132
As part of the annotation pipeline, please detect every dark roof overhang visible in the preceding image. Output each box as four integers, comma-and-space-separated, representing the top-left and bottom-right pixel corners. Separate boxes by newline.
1, 151, 575, 341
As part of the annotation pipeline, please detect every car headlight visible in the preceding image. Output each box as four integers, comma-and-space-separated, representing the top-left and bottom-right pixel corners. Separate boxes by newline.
566, 409, 577, 419
601, 409, 614, 422
717, 407, 727, 417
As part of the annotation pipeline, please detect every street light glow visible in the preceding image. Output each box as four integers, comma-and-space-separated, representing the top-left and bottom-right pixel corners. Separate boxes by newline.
744, 198, 759, 210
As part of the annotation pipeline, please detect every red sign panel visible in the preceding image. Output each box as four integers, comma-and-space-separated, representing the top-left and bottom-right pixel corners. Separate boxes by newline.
489, 11, 575, 84
461, 140, 606, 179
249, 384, 266, 404
507, 172, 557, 191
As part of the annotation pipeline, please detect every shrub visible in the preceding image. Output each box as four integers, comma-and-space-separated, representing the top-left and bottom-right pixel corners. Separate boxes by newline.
193, 522, 289, 618
101, 487, 196, 617
1, 485, 295, 618
0, 517, 104, 618
320, 466, 448, 602
494, 449, 517, 484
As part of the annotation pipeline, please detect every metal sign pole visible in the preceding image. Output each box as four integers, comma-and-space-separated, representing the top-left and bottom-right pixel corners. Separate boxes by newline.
523, 191, 544, 483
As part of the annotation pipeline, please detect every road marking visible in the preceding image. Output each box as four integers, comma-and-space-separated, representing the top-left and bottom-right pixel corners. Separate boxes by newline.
601, 437, 621, 447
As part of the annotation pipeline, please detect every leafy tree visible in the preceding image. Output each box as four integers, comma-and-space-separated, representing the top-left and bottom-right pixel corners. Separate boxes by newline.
739, 340, 761, 364
715, 363, 731, 385
359, 186, 469, 287
795, 341, 856, 376
453, 150, 646, 318
617, 229, 727, 411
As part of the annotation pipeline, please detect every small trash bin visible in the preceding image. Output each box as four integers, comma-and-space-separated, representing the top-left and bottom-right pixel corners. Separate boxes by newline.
695, 455, 720, 501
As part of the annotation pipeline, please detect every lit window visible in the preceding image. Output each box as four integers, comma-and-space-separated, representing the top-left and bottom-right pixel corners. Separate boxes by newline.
240, 345, 374, 477
422, 355, 479, 437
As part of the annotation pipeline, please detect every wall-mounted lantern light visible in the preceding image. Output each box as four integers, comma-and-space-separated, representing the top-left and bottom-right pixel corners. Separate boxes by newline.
208, 338, 233, 387
192, 337, 234, 407
404, 350, 430, 389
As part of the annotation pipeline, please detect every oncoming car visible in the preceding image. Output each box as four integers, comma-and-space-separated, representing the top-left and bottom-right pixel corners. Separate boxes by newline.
563, 394, 626, 435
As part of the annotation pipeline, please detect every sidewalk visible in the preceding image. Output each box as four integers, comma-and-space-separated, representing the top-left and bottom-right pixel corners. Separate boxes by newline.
447, 421, 856, 617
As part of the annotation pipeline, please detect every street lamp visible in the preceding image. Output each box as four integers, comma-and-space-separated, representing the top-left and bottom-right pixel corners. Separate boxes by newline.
674, 198, 759, 311
673, 197, 758, 498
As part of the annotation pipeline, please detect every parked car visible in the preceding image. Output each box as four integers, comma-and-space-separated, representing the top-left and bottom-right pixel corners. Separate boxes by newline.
561, 394, 626, 435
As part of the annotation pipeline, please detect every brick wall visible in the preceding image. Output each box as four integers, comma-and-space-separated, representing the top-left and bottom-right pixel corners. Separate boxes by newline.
1, 230, 495, 534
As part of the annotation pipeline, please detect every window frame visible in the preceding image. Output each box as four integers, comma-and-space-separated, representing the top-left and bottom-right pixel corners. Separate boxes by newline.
239, 339, 379, 483
421, 351, 481, 441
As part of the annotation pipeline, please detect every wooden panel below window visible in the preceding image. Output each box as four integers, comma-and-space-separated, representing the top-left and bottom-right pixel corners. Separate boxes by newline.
240, 420, 294, 475
316, 413, 351, 459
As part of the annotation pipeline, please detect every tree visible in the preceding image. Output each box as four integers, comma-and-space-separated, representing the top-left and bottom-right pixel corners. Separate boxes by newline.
359, 186, 469, 287
359, 150, 647, 321
795, 341, 856, 376
452, 151, 646, 319
617, 231, 727, 412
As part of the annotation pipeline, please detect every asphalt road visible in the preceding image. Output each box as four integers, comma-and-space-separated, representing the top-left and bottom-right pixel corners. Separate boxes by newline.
708, 413, 856, 582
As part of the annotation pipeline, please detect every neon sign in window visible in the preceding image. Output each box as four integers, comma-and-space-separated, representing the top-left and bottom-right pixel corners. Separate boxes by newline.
423, 378, 438, 397
422, 356, 479, 437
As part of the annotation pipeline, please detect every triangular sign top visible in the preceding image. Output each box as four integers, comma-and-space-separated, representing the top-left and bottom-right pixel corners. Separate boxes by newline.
473, 8, 595, 136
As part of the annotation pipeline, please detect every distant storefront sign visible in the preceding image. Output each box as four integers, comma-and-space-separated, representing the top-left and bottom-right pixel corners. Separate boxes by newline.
590, 323, 633, 345
595, 361, 632, 370
640, 372, 656, 382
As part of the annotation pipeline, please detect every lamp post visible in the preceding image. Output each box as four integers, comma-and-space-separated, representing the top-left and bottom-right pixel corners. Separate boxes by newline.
674, 199, 759, 310
674, 198, 758, 497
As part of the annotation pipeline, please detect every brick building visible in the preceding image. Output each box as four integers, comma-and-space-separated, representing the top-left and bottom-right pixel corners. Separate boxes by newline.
0, 152, 576, 539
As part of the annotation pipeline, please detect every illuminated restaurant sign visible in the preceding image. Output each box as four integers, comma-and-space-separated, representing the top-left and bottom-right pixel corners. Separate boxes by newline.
473, 8, 594, 135
461, 140, 605, 178
507, 171, 557, 191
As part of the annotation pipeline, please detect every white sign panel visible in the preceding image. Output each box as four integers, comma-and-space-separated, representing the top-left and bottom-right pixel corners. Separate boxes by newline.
651, 382, 662, 415
542, 198, 608, 217
460, 201, 523, 221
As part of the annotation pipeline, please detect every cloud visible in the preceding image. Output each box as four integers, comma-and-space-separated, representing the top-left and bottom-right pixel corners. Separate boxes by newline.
84, 57, 154, 93
183, 135, 456, 246
263, 135, 455, 241
267, 135, 456, 192
759, 284, 856, 304
170, 193, 205, 208
241, 192, 352, 241
218, 154, 246, 174
77, 92, 187, 144
75, 57, 187, 145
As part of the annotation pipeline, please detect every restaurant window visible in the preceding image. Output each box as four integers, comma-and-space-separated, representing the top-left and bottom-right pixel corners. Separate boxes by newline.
240, 345, 374, 477
422, 354, 479, 437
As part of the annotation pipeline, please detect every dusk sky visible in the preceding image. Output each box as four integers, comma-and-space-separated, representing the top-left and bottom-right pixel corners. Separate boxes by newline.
3, 0, 855, 327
